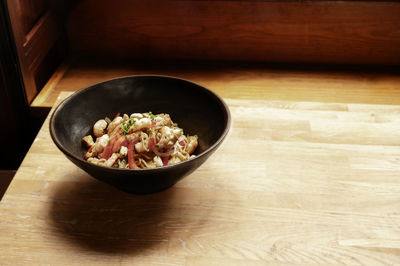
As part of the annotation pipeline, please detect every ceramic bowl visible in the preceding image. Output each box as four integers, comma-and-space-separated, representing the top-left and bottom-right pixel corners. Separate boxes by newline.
50, 75, 230, 193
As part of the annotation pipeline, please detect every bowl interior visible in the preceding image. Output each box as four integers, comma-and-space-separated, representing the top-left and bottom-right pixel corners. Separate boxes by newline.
51, 75, 229, 163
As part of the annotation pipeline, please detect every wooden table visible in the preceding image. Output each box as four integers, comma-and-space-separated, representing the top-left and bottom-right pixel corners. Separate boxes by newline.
2, 64, 400, 265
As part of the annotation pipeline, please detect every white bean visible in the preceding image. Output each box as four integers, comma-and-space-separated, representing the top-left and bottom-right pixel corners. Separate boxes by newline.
93, 119, 107, 137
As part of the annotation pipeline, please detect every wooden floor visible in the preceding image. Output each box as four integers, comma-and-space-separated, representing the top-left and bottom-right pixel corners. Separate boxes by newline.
31, 59, 400, 108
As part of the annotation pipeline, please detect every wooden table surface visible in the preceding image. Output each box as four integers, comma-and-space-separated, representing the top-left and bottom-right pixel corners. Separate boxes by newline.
3, 65, 400, 265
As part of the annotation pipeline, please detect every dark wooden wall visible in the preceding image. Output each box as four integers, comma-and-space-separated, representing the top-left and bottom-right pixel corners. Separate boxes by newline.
6, 0, 68, 103
0, 1, 33, 169
67, 0, 400, 65
16, 0, 48, 35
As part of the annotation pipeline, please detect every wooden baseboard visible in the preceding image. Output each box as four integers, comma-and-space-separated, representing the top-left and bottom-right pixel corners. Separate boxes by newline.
31, 60, 70, 109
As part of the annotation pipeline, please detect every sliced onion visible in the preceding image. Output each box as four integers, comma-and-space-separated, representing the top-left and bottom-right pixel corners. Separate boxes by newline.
138, 158, 148, 168
154, 147, 174, 157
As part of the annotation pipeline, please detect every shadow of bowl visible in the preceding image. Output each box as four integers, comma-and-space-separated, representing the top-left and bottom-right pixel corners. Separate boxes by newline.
48, 178, 179, 254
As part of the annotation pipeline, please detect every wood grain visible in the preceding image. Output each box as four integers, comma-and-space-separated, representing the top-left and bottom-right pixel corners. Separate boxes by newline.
33, 59, 400, 108
67, 0, 400, 65
18, 0, 48, 34
2, 92, 400, 265
6, 0, 66, 103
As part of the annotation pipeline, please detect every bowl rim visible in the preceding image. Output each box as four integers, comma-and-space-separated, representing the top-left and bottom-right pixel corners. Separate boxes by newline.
49, 74, 231, 172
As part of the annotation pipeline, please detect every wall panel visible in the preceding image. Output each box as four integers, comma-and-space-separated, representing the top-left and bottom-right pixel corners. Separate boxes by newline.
67, 0, 400, 65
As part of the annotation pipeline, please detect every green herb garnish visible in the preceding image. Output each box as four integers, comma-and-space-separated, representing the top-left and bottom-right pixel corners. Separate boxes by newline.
148, 111, 156, 121
121, 118, 135, 135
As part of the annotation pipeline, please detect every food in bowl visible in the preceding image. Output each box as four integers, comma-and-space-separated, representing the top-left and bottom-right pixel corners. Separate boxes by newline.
82, 111, 198, 169
50, 75, 230, 193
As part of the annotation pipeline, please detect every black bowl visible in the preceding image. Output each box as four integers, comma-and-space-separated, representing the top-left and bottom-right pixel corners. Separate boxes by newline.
50, 75, 230, 194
